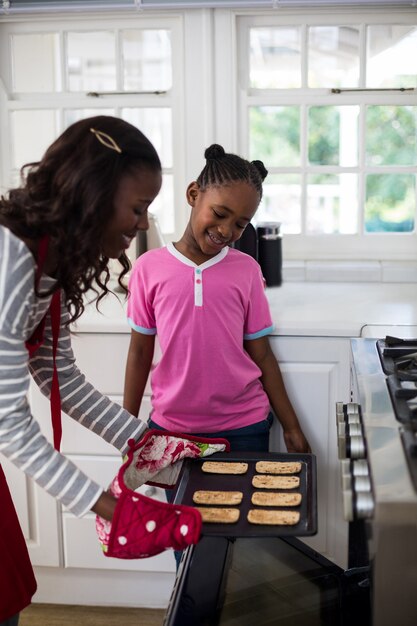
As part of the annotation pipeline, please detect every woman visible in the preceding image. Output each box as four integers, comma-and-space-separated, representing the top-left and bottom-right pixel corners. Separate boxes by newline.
0, 115, 162, 625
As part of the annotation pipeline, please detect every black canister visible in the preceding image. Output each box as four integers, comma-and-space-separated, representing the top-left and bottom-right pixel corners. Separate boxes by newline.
256, 222, 282, 286
233, 222, 258, 261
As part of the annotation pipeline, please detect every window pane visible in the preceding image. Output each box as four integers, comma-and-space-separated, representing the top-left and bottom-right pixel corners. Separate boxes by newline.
151, 174, 174, 234
249, 106, 300, 167
308, 26, 360, 88
11, 110, 58, 170
367, 25, 417, 88
307, 174, 358, 234
121, 108, 172, 168
258, 174, 301, 235
365, 174, 415, 233
308, 106, 358, 166
122, 29, 172, 91
249, 27, 301, 89
11, 33, 61, 92
67, 31, 116, 92
366, 106, 417, 166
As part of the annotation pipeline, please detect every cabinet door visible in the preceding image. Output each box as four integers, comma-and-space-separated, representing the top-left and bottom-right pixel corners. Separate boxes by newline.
67, 332, 156, 444
30, 328, 173, 575
62, 456, 176, 573
0, 382, 61, 566
268, 336, 350, 568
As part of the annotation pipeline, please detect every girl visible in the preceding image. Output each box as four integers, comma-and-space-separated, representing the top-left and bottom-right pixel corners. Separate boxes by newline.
0, 116, 162, 626
124, 143, 310, 454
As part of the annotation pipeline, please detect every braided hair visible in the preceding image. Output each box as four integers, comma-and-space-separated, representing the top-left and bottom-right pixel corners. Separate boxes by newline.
196, 144, 268, 199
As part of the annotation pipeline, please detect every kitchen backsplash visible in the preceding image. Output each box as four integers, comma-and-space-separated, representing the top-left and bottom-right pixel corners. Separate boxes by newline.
283, 260, 417, 283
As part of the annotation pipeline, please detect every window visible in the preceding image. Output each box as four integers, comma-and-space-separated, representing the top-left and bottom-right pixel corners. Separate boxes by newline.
1, 7, 416, 263
238, 12, 417, 260
0, 15, 180, 245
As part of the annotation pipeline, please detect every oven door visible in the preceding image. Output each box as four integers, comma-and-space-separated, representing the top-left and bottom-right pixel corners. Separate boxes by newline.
163, 535, 370, 626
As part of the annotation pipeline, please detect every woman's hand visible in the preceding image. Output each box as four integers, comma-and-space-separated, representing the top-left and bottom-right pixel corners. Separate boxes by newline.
283, 427, 311, 454
91, 491, 117, 521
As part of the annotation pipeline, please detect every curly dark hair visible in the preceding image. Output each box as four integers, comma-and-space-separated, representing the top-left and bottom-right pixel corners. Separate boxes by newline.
196, 143, 268, 199
0, 115, 161, 323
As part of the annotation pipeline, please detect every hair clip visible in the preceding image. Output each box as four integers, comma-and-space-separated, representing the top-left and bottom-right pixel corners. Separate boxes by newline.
90, 128, 122, 154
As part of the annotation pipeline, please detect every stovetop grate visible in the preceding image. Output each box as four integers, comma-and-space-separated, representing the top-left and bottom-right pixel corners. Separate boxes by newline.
401, 429, 417, 493
376, 337, 417, 493
386, 375, 417, 424
376, 339, 417, 376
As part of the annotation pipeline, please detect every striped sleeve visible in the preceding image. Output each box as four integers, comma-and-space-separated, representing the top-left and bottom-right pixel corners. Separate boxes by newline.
29, 301, 146, 456
0, 227, 145, 517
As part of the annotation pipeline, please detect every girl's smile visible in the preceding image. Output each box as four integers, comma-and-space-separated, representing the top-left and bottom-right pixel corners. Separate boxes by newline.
206, 229, 230, 248
176, 180, 260, 264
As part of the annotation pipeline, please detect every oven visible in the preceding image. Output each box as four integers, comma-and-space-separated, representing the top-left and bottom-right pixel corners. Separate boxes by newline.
338, 337, 417, 626
163, 449, 370, 626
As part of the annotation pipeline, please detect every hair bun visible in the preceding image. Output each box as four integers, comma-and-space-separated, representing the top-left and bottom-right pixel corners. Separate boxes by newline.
204, 144, 226, 161
251, 159, 268, 181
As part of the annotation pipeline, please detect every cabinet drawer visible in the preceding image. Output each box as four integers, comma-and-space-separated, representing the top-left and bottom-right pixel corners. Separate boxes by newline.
63, 456, 170, 494
62, 456, 175, 572
71, 333, 130, 394
60, 394, 151, 455
71, 333, 160, 395
63, 514, 176, 573
31, 388, 151, 455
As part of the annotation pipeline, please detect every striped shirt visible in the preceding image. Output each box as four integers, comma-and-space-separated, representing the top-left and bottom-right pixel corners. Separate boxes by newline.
0, 225, 145, 517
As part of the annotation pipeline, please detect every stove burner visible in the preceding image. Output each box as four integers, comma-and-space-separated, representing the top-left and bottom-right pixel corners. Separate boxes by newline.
394, 353, 417, 381
385, 335, 417, 348
387, 375, 417, 425
401, 428, 417, 492
394, 384, 417, 401
377, 338, 417, 376
378, 337, 417, 427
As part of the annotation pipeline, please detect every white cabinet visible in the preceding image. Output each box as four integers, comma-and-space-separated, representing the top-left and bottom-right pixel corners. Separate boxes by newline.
0, 452, 61, 567
268, 336, 350, 568
68, 331, 350, 569
3, 331, 175, 609
3, 329, 350, 608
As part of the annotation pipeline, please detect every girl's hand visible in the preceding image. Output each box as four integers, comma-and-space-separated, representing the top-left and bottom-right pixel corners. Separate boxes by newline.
91, 491, 118, 521
283, 428, 311, 454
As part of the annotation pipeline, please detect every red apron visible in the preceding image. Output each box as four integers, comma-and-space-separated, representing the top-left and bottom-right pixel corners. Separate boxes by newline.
0, 236, 61, 621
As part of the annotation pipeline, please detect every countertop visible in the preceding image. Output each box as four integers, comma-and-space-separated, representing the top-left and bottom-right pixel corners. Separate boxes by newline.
73, 281, 417, 338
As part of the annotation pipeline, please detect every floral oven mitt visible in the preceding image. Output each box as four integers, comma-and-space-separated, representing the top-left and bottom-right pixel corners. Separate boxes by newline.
96, 429, 230, 559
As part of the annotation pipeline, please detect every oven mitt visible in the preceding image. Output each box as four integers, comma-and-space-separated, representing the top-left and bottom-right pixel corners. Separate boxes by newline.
95, 490, 202, 559
122, 429, 231, 490
95, 430, 230, 559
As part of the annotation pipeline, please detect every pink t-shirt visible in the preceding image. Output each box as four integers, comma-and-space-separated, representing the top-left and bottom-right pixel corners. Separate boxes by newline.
127, 243, 274, 433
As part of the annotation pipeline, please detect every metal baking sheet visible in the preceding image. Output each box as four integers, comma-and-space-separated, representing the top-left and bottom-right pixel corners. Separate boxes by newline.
172, 451, 317, 538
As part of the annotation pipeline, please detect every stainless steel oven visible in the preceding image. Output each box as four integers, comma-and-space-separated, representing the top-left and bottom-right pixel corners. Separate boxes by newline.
163, 451, 370, 626
164, 535, 349, 626
337, 338, 417, 626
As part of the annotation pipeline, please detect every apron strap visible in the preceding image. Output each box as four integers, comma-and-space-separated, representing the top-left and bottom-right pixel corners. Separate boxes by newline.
50, 289, 62, 451
25, 235, 62, 451
25, 236, 52, 356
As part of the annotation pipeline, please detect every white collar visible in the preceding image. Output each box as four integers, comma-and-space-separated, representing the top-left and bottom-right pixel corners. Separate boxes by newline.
166, 242, 229, 270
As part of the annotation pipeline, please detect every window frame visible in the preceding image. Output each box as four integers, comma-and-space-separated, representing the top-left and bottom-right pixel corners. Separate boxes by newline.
1, 6, 416, 262
0, 11, 187, 240
235, 9, 417, 261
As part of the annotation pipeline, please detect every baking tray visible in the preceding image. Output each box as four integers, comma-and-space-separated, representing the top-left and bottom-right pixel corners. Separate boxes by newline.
172, 451, 317, 538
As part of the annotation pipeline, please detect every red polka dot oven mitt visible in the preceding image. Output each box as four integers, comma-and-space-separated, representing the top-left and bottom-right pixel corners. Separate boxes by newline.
96, 429, 230, 559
